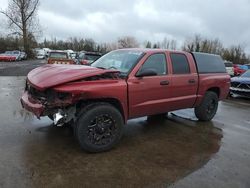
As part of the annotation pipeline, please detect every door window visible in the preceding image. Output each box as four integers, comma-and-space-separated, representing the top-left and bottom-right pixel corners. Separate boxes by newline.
139, 53, 167, 76
170, 53, 190, 74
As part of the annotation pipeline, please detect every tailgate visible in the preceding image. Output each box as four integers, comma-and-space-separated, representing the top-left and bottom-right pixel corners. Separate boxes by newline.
48, 58, 74, 65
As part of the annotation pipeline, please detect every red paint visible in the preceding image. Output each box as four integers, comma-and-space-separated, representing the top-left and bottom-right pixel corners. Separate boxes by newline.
27, 64, 119, 90
22, 49, 230, 121
80, 60, 89, 65
0, 55, 16, 61
20, 91, 44, 117
233, 64, 247, 76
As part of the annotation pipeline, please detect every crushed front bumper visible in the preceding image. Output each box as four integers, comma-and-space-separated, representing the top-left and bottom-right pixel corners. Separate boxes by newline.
20, 91, 45, 118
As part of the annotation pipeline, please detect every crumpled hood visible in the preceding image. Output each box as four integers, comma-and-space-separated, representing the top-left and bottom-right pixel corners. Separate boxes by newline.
27, 64, 119, 90
231, 76, 250, 84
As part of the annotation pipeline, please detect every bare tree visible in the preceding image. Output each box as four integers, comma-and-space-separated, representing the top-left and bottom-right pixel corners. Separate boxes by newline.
161, 37, 177, 50
0, 0, 40, 56
117, 36, 139, 48
182, 35, 223, 54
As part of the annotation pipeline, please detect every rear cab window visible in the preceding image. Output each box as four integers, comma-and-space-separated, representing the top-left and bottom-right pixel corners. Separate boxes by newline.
192, 52, 226, 74
49, 52, 68, 59
170, 53, 190, 74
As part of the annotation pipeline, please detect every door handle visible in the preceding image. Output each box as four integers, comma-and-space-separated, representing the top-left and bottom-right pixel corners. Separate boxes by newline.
188, 79, 196, 84
160, 80, 169, 86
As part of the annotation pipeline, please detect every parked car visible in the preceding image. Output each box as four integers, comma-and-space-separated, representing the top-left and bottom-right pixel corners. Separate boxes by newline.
77, 51, 102, 65
0, 51, 17, 61
230, 70, 250, 98
20, 52, 27, 60
233, 64, 248, 76
21, 49, 230, 152
0, 53, 15, 61
69, 52, 77, 60
47, 51, 75, 64
36, 49, 46, 59
12, 51, 22, 61
224, 61, 234, 76
245, 64, 250, 69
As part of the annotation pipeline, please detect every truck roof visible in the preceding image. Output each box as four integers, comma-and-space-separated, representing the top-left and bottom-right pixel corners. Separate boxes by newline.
115, 48, 187, 54
117, 49, 226, 74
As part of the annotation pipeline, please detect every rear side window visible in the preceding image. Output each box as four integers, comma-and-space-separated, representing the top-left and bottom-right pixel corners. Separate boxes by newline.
192, 52, 226, 73
140, 53, 167, 75
49, 52, 68, 59
170, 53, 190, 74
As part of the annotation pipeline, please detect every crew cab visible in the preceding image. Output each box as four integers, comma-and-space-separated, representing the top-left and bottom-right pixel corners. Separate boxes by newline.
21, 49, 230, 152
47, 51, 75, 65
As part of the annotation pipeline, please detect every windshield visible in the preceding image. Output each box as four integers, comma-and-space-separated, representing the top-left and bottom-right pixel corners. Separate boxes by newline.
92, 50, 144, 74
241, 70, 250, 78
13, 51, 20, 54
49, 52, 68, 59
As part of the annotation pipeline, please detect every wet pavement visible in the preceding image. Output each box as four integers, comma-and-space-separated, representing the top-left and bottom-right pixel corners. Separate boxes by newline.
0, 77, 250, 188
0, 60, 45, 76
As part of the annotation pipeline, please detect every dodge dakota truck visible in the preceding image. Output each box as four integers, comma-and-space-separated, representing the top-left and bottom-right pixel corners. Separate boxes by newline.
21, 49, 230, 152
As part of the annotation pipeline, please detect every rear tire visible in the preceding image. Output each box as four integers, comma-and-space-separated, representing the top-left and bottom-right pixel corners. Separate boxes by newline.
195, 91, 218, 121
75, 103, 124, 152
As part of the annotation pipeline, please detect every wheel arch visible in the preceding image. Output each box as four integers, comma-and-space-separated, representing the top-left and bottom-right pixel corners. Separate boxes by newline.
76, 98, 127, 123
207, 87, 220, 98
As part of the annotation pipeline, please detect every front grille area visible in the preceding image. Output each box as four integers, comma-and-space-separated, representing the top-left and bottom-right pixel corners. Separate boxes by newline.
27, 84, 55, 102
238, 84, 250, 89
231, 82, 250, 89
231, 82, 240, 88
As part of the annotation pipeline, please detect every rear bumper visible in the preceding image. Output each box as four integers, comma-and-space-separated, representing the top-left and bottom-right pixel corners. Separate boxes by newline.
20, 91, 45, 118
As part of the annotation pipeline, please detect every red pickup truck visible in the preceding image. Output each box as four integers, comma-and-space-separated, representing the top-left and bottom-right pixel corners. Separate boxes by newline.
21, 49, 230, 152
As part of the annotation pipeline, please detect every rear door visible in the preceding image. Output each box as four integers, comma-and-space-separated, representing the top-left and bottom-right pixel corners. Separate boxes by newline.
127, 53, 172, 118
168, 52, 198, 111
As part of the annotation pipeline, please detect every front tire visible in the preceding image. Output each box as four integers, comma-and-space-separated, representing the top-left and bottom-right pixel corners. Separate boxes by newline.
75, 103, 124, 152
195, 91, 218, 121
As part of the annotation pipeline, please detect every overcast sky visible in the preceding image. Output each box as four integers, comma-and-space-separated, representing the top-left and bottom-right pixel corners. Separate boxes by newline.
0, 0, 250, 53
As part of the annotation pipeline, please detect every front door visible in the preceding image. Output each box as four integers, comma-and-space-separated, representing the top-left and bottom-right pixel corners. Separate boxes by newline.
127, 53, 172, 118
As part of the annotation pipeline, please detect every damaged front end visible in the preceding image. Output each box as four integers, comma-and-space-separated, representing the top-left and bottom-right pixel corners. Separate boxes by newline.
21, 81, 77, 125
21, 64, 124, 126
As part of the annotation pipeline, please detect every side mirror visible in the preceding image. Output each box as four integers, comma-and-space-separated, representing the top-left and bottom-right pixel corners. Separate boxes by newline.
136, 69, 157, 77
